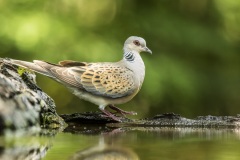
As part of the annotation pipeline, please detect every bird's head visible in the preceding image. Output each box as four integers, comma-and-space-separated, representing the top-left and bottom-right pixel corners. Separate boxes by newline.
123, 36, 152, 54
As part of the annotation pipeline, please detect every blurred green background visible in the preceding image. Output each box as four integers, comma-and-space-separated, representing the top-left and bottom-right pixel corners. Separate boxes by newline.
0, 0, 240, 118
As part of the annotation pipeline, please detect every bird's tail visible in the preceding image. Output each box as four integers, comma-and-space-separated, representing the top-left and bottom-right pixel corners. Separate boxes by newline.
0, 58, 54, 78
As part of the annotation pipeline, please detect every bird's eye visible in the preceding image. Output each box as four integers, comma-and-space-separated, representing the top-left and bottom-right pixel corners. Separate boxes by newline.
133, 40, 140, 46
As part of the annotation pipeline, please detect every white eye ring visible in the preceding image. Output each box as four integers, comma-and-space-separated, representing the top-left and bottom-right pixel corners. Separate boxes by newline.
133, 40, 140, 46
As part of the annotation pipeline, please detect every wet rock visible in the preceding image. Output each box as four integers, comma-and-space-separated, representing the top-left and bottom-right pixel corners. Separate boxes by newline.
61, 112, 240, 129
108, 113, 240, 128
60, 112, 132, 124
0, 61, 66, 133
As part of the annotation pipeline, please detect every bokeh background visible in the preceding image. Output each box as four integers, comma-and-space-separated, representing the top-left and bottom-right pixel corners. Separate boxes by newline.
0, 0, 240, 118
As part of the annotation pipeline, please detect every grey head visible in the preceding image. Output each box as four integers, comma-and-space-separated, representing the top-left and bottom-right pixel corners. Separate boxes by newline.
123, 36, 152, 54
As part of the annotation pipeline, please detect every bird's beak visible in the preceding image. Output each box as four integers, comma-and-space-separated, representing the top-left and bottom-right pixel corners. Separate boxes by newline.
143, 46, 152, 54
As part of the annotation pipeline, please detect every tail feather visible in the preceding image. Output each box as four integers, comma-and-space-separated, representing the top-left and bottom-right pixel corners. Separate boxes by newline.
2, 58, 54, 78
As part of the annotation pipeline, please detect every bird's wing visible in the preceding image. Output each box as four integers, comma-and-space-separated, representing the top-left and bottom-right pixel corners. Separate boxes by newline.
75, 63, 136, 98
43, 60, 136, 98
58, 60, 88, 67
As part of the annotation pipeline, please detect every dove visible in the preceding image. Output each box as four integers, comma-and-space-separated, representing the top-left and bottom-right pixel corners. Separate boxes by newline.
2, 36, 152, 122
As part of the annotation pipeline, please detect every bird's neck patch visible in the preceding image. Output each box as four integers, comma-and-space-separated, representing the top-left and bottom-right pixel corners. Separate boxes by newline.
124, 51, 135, 62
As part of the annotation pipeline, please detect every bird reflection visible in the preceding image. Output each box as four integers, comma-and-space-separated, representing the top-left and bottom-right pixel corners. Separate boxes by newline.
71, 135, 139, 160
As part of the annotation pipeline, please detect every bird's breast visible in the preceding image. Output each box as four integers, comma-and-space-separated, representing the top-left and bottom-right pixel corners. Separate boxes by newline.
127, 55, 145, 87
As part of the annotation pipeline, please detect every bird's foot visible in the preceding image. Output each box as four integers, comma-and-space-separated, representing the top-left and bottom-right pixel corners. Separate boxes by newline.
108, 105, 137, 117
99, 108, 122, 122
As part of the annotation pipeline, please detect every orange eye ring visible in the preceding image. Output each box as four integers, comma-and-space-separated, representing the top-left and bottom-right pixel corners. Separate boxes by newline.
133, 40, 140, 46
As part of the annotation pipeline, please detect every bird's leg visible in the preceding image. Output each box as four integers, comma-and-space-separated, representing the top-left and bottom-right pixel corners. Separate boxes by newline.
99, 105, 122, 122
108, 104, 137, 116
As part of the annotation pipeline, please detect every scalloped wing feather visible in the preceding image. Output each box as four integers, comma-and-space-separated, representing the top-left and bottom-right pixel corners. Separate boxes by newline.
72, 63, 136, 98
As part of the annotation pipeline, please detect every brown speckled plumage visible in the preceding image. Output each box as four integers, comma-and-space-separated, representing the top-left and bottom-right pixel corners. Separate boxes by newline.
4, 36, 152, 122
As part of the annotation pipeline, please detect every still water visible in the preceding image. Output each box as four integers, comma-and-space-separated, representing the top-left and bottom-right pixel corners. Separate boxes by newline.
0, 127, 240, 160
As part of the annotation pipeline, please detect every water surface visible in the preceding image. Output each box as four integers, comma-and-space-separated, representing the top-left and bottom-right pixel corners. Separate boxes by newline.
1, 127, 240, 160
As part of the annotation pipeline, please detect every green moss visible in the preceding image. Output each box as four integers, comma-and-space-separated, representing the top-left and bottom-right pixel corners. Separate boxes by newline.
17, 67, 34, 76
41, 112, 67, 129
